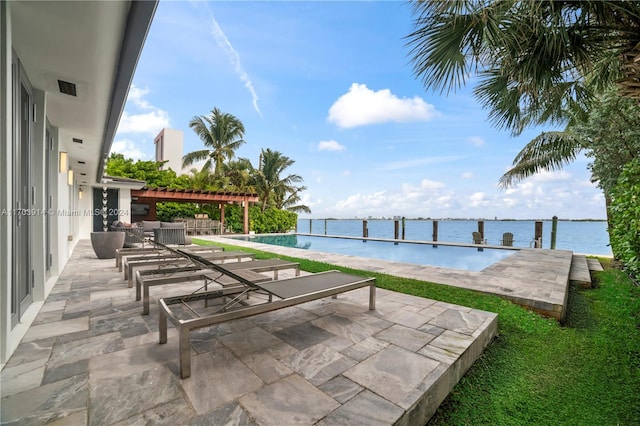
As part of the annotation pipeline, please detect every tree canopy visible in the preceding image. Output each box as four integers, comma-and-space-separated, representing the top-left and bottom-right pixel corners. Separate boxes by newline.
183, 107, 246, 176
252, 148, 308, 213
105, 153, 190, 188
499, 88, 640, 195
182, 108, 310, 214
406, 0, 640, 135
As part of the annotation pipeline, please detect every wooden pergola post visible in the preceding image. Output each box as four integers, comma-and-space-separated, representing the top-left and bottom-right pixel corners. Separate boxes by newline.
219, 204, 225, 234
243, 198, 250, 234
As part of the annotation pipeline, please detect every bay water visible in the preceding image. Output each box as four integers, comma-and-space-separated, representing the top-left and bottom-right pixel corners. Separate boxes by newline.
297, 219, 612, 256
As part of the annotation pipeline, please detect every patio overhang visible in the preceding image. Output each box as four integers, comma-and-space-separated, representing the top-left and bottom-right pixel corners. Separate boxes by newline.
9, 0, 158, 185
98, 175, 147, 191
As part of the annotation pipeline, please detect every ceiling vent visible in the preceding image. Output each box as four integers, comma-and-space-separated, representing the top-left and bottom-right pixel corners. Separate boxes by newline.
58, 80, 77, 97
72, 138, 83, 144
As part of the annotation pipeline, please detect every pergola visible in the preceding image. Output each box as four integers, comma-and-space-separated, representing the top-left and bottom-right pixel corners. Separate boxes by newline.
131, 187, 259, 234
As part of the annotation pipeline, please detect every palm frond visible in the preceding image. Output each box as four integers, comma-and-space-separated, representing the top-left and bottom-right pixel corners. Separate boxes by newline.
182, 149, 210, 169
499, 131, 583, 188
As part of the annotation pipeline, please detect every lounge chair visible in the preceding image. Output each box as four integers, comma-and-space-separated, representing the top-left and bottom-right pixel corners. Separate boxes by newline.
120, 246, 223, 274
116, 245, 223, 270
501, 232, 514, 247
139, 267, 272, 315
158, 267, 376, 378
472, 231, 486, 244
135, 257, 300, 298
115, 247, 162, 269
123, 250, 254, 287
134, 258, 300, 313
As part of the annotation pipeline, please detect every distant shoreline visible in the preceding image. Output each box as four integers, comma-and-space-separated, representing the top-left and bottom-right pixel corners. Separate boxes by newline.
302, 218, 607, 222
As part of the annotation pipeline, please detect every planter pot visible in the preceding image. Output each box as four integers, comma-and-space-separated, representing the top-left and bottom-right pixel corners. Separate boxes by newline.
91, 231, 125, 259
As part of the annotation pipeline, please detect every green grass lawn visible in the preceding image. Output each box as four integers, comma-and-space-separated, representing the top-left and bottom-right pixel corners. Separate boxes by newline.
193, 239, 640, 425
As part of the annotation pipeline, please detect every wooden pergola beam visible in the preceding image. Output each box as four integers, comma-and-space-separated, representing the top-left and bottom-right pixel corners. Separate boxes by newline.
131, 187, 259, 234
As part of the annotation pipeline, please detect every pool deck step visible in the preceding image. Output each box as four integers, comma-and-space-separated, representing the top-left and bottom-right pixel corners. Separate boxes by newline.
570, 254, 593, 288
587, 258, 604, 273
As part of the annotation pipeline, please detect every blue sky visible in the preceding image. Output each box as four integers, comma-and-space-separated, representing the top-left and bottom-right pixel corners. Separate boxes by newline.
112, 0, 607, 220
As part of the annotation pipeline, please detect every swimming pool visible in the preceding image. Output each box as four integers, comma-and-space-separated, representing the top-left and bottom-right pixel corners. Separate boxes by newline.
228, 234, 516, 271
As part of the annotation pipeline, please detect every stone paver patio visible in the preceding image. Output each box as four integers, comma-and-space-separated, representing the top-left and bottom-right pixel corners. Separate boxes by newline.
1, 241, 497, 425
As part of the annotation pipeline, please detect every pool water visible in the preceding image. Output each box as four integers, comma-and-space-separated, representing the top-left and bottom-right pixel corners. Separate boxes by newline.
229, 234, 515, 271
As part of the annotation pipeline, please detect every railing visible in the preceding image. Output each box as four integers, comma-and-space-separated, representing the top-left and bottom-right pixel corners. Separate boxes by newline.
298, 218, 556, 249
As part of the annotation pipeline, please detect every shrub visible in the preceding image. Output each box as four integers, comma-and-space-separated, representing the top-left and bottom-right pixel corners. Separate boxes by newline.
223, 205, 297, 233
156, 202, 202, 222
608, 159, 640, 279
250, 207, 297, 233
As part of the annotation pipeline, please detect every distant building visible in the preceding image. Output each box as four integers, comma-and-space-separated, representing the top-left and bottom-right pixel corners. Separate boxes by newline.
154, 128, 183, 173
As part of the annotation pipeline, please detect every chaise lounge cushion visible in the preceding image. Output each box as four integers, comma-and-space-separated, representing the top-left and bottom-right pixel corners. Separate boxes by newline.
160, 222, 185, 229
141, 220, 161, 233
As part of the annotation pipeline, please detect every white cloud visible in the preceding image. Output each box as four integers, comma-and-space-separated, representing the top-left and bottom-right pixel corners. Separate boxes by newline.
462, 171, 475, 179
118, 110, 170, 135
117, 84, 170, 136
299, 191, 321, 208
381, 156, 462, 171
336, 191, 388, 211
469, 192, 489, 207
468, 136, 485, 147
342, 170, 351, 177
528, 170, 571, 183
127, 85, 152, 109
501, 197, 518, 207
420, 179, 445, 190
110, 139, 148, 161
332, 178, 452, 217
317, 140, 346, 152
436, 195, 455, 209
328, 83, 438, 128
311, 170, 606, 219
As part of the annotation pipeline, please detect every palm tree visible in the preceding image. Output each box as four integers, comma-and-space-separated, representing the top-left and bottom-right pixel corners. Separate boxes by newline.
406, 1, 640, 135
252, 148, 309, 213
499, 89, 640, 193
183, 107, 246, 176
277, 185, 312, 214
221, 158, 255, 193
185, 167, 215, 191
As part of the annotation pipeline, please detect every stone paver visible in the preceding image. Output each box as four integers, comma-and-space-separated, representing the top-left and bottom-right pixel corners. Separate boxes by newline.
1, 240, 498, 425
570, 254, 592, 288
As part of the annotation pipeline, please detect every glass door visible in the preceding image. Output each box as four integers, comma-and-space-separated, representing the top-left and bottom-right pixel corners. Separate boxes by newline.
11, 63, 34, 326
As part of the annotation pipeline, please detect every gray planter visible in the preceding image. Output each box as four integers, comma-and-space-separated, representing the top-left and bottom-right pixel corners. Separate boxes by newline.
90, 231, 125, 259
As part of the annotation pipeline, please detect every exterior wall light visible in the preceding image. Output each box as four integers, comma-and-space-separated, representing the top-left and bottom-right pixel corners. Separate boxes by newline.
59, 151, 68, 173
